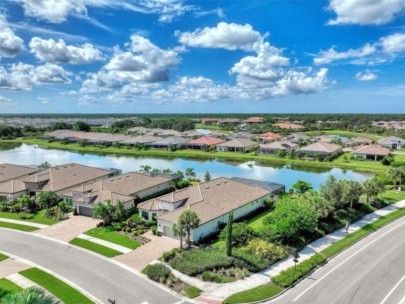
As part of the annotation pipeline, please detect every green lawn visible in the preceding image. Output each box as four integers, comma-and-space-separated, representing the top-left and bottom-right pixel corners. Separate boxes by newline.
332, 153, 387, 172
20, 268, 94, 304
380, 189, 405, 204
246, 209, 272, 232
84, 227, 140, 249
0, 278, 23, 299
304, 130, 382, 141
69, 238, 122, 257
223, 284, 283, 304
0, 221, 39, 232
321, 207, 405, 259
0, 253, 8, 261
0, 210, 57, 225
183, 286, 202, 299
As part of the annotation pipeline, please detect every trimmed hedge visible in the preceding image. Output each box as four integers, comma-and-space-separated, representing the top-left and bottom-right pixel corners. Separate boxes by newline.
144, 264, 172, 283
272, 253, 326, 287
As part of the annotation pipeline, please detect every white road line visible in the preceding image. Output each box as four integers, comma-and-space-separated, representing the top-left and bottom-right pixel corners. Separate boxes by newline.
398, 294, 405, 304
379, 273, 405, 304
293, 220, 405, 302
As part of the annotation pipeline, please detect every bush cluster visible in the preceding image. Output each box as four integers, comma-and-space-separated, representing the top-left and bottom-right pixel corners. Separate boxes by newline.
144, 264, 172, 283
201, 271, 221, 283
160, 248, 181, 262
272, 253, 326, 287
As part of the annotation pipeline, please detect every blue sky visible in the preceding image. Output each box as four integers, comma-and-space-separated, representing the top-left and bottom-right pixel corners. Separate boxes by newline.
1, 0, 405, 113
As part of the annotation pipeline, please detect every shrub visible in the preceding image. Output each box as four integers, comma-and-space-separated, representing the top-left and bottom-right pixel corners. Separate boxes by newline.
183, 286, 202, 298
390, 161, 405, 167
220, 223, 257, 246
359, 203, 374, 214
272, 253, 326, 287
144, 264, 172, 283
151, 226, 158, 235
243, 239, 287, 264
19, 213, 34, 220
201, 271, 221, 283
176, 180, 190, 189
160, 248, 181, 262
232, 249, 268, 272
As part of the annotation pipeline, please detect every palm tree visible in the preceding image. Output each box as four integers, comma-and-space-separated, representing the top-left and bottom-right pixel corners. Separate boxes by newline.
17, 194, 34, 212
398, 166, 405, 186
3, 287, 60, 304
342, 180, 364, 208
363, 179, 376, 203
36, 192, 60, 211
151, 168, 161, 175
204, 171, 211, 182
92, 200, 115, 226
387, 167, 400, 189
58, 201, 70, 220
172, 222, 185, 249
185, 168, 196, 180
139, 165, 152, 173
162, 169, 173, 174
178, 210, 200, 248
176, 170, 185, 180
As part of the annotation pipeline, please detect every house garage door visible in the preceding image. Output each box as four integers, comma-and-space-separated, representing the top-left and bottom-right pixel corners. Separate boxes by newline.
163, 225, 175, 238
78, 206, 93, 217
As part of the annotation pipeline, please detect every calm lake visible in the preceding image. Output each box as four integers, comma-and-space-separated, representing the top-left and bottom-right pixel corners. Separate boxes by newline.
0, 143, 372, 189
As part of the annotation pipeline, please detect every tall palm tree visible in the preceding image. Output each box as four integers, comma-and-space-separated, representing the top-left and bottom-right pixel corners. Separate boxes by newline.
3, 287, 60, 304
185, 168, 196, 180
92, 200, 115, 226
178, 210, 200, 248
162, 169, 173, 174
36, 192, 60, 211
387, 167, 400, 189
172, 222, 185, 249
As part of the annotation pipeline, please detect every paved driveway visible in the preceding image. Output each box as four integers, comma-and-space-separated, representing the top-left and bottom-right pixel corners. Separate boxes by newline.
114, 231, 179, 270
0, 258, 31, 278
0, 229, 186, 304
34, 214, 100, 242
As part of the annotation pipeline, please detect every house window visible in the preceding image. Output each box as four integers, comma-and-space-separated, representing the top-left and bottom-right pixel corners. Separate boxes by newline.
141, 211, 149, 220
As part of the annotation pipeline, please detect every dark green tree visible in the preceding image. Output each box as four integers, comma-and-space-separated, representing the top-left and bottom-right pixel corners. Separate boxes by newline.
226, 211, 233, 256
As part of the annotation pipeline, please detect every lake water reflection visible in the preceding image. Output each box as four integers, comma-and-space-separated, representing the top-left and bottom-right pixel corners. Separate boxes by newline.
0, 143, 372, 189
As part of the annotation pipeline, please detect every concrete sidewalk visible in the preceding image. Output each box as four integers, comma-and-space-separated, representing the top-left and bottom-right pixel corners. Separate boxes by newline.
77, 234, 132, 254
0, 218, 49, 229
173, 200, 405, 303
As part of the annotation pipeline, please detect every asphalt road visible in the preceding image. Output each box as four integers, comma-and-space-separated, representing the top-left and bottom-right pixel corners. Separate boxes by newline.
271, 216, 405, 304
0, 229, 186, 304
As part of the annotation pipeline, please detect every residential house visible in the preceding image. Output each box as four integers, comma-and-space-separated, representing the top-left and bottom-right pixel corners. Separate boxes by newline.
256, 132, 282, 143
259, 140, 297, 155
218, 118, 241, 125
0, 164, 40, 184
273, 122, 303, 130
378, 136, 404, 150
64, 172, 176, 216
202, 118, 221, 125
185, 136, 225, 150
353, 145, 390, 161
138, 177, 281, 241
351, 137, 373, 146
216, 138, 258, 153
0, 163, 120, 201
242, 117, 265, 124
147, 136, 190, 150
120, 135, 163, 146
231, 132, 255, 139
285, 133, 310, 144
231, 177, 285, 195
297, 142, 342, 159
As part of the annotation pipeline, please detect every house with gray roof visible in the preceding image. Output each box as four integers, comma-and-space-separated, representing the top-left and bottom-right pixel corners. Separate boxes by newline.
285, 133, 310, 144
378, 136, 404, 150
297, 142, 342, 159
216, 138, 258, 152
138, 177, 275, 242
353, 145, 390, 161
259, 140, 297, 155
0, 164, 40, 184
147, 136, 190, 150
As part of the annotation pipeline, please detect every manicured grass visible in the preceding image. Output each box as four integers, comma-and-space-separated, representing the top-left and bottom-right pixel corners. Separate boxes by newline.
380, 189, 405, 203
304, 130, 382, 141
1, 138, 390, 174
69, 238, 122, 257
321, 207, 405, 259
332, 153, 387, 172
84, 227, 140, 249
183, 286, 202, 298
0, 253, 8, 261
0, 210, 57, 225
0, 278, 23, 299
20, 268, 94, 304
246, 209, 272, 232
223, 284, 283, 304
0, 221, 39, 232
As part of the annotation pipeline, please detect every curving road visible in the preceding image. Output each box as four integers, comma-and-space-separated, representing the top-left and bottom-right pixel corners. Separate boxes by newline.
270, 215, 405, 304
0, 229, 186, 304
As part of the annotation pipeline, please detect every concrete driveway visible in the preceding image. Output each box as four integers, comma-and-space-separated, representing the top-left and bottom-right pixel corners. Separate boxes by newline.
34, 215, 100, 242
115, 231, 179, 271
0, 258, 31, 278
0, 229, 186, 304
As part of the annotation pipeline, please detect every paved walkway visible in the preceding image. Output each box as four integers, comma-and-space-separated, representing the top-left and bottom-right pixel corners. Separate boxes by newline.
174, 200, 405, 303
0, 218, 48, 229
115, 231, 179, 271
77, 234, 132, 254
34, 215, 100, 242
0, 258, 31, 279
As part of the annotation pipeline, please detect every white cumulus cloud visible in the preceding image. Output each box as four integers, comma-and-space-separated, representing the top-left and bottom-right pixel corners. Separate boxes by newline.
29, 37, 104, 64
0, 14, 24, 58
0, 96, 17, 107
355, 70, 378, 81
328, 0, 405, 25
178, 22, 262, 51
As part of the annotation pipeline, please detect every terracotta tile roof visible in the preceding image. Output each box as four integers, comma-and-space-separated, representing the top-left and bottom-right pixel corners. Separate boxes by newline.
298, 142, 342, 154
140, 178, 270, 224
0, 164, 39, 183
216, 138, 257, 148
256, 132, 282, 140
186, 136, 225, 146
353, 145, 390, 156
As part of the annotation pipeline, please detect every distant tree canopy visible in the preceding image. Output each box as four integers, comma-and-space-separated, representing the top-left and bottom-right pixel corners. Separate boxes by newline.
73, 121, 91, 132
